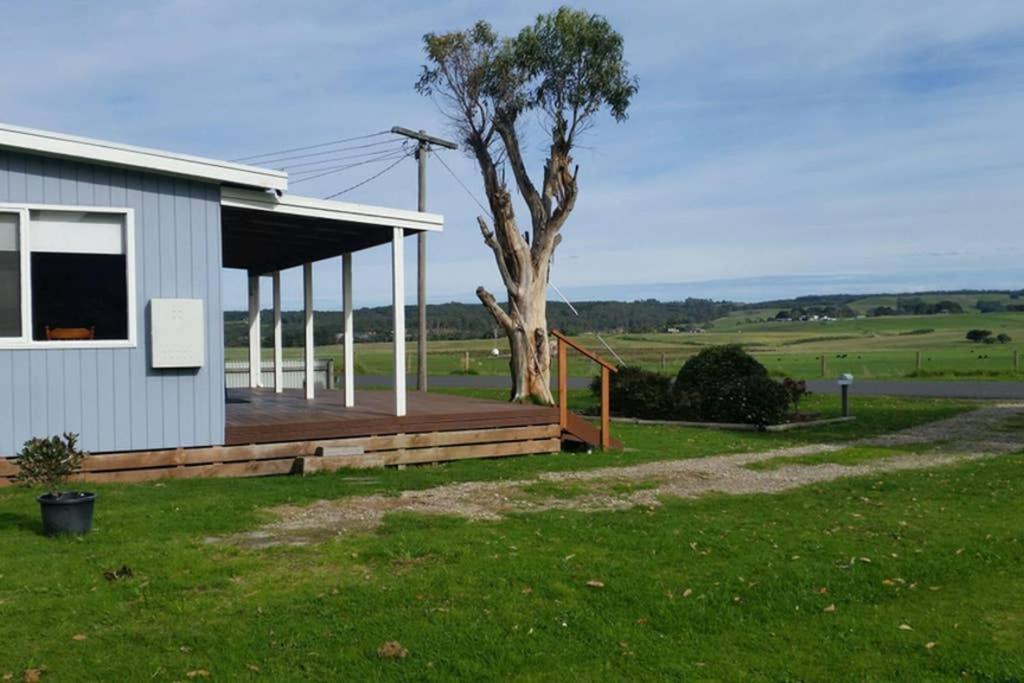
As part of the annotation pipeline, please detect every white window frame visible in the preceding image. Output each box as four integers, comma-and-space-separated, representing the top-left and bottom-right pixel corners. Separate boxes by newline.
0, 203, 136, 350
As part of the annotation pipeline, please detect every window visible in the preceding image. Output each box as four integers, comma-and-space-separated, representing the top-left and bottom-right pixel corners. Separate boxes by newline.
0, 205, 135, 348
0, 212, 24, 339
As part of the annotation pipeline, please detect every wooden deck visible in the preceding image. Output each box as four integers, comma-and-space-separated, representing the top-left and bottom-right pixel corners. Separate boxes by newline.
0, 390, 571, 486
225, 388, 559, 445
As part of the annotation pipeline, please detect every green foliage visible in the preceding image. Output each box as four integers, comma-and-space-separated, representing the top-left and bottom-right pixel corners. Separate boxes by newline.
708, 375, 792, 427
674, 345, 768, 418
14, 433, 87, 495
417, 8, 637, 145
966, 329, 993, 343
592, 365, 674, 419
782, 377, 810, 411
996, 333, 1012, 343
672, 345, 791, 425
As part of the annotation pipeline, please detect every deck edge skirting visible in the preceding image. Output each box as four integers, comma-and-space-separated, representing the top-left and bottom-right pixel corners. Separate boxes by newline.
0, 424, 563, 486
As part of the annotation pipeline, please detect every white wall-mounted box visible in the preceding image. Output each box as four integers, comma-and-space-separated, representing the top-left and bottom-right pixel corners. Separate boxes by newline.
151, 298, 205, 368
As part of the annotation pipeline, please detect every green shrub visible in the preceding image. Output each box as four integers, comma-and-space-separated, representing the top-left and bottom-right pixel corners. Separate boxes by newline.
673, 345, 767, 419
967, 329, 993, 343
708, 375, 791, 427
996, 333, 1012, 344
593, 365, 674, 419
14, 433, 87, 496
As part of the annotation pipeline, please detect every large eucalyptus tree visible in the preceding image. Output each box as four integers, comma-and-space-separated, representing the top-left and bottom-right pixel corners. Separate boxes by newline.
416, 7, 637, 403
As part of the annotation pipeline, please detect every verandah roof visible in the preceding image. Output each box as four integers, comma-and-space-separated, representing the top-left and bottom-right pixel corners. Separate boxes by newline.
220, 188, 443, 273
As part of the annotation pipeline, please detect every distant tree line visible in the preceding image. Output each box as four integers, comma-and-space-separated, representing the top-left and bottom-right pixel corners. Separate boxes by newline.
868, 297, 964, 317
223, 298, 736, 347
222, 289, 1024, 346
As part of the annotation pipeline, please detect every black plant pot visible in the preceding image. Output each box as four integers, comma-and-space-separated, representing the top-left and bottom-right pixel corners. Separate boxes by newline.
37, 492, 96, 536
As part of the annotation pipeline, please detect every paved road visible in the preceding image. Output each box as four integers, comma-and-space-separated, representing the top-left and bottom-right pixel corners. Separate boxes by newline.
354, 375, 1024, 399
806, 379, 1024, 400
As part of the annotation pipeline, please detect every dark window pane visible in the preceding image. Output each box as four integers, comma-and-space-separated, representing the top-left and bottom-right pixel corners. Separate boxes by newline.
31, 252, 128, 341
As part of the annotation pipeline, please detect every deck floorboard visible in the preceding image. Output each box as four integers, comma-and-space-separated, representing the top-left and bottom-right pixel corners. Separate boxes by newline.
225, 388, 559, 445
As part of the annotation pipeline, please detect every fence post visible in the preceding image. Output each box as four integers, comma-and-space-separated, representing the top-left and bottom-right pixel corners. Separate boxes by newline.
600, 366, 611, 450
326, 359, 335, 389
660, 352, 666, 371
464, 351, 470, 372
1015, 349, 1020, 372
915, 350, 922, 373
558, 337, 568, 429
820, 354, 827, 378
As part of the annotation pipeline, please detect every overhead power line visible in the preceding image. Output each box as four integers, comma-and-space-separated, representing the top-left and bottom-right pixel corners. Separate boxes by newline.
231, 131, 391, 163
280, 144, 407, 172
244, 138, 401, 167
434, 152, 492, 218
289, 147, 412, 185
323, 151, 415, 200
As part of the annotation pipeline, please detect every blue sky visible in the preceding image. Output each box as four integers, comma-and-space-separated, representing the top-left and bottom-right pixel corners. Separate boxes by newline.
2, 1, 1022, 308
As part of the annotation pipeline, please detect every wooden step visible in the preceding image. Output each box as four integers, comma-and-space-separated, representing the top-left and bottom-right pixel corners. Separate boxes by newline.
562, 412, 622, 450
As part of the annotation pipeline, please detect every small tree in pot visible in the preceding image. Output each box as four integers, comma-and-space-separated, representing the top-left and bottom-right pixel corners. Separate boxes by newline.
14, 433, 96, 536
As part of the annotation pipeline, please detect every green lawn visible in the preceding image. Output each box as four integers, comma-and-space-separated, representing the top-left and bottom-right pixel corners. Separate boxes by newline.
226, 310, 1024, 381
2, 396, 1022, 680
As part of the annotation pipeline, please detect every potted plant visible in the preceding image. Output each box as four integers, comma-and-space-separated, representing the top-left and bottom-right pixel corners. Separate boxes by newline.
14, 433, 95, 536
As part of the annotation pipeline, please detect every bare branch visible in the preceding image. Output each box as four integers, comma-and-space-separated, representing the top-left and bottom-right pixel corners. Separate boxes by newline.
477, 215, 517, 291
476, 286, 514, 331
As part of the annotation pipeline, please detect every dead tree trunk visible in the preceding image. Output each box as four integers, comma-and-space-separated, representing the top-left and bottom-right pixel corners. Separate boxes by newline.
472, 131, 575, 405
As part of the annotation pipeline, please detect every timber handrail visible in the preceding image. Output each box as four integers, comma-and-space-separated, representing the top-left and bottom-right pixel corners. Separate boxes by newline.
551, 330, 618, 450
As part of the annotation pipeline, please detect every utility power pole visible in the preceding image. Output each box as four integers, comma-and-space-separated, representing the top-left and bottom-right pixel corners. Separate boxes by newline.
391, 126, 458, 392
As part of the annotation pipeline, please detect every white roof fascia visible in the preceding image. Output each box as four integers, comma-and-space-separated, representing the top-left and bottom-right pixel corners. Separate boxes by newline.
0, 121, 288, 192
221, 187, 443, 233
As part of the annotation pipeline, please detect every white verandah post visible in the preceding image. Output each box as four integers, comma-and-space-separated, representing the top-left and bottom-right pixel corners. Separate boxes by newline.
247, 273, 261, 388
342, 252, 354, 408
303, 261, 315, 400
272, 270, 283, 393
392, 228, 406, 417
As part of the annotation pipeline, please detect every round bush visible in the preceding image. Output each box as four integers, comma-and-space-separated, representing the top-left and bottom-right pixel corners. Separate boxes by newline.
707, 375, 791, 427
674, 345, 768, 419
593, 365, 674, 420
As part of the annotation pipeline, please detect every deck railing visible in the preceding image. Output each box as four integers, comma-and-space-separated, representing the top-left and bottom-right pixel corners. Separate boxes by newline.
551, 330, 619, 450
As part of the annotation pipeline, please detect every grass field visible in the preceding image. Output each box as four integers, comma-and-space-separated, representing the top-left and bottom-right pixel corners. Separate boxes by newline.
227, 309, 1024, 381
2, 394, 1022, 679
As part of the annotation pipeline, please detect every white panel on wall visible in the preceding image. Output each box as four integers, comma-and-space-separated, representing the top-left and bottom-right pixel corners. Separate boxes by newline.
151, 298, 205, 368
30, 210, 124, 255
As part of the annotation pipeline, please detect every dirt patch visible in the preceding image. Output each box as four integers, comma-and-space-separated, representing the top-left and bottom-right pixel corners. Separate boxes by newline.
214, 404, 1024, 549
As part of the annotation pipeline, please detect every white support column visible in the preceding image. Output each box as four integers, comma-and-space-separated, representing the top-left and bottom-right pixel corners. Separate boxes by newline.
392, 228, 406, 417
247, 273, 261, 388
272, 270, 283, 393
342, 252, 354, 408
303, 261, 315, 400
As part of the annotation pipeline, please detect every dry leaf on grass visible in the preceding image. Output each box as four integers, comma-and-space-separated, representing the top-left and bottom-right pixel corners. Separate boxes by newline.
71, 634, 87, 642
22, 670, 41, 683
186, 670, 211, 679
377, 641, 409, 660
925, 642, 936, 649
682, 588, 693, 598
899, 624, 913, 631
246, 664, 261, 672
586, 579, 605, 589
823, 604, 836, 613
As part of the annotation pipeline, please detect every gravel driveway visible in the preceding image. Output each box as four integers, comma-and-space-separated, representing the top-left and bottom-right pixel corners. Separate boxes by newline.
219, 403, 1024, 549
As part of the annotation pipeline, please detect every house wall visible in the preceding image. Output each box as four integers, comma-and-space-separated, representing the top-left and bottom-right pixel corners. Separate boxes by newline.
0, 150, 225, 455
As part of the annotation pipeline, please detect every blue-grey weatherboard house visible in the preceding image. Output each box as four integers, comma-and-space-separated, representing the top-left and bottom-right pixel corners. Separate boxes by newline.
0, 121, 447, 464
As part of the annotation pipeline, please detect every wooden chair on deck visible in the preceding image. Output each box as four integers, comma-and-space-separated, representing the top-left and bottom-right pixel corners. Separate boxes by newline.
45, 326, 95, 341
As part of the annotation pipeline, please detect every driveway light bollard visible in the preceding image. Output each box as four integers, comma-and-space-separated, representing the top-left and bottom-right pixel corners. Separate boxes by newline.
838, 373, 854, 417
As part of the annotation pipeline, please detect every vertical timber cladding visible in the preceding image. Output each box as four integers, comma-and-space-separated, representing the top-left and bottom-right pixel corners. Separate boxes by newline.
0, 150, 225, 455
